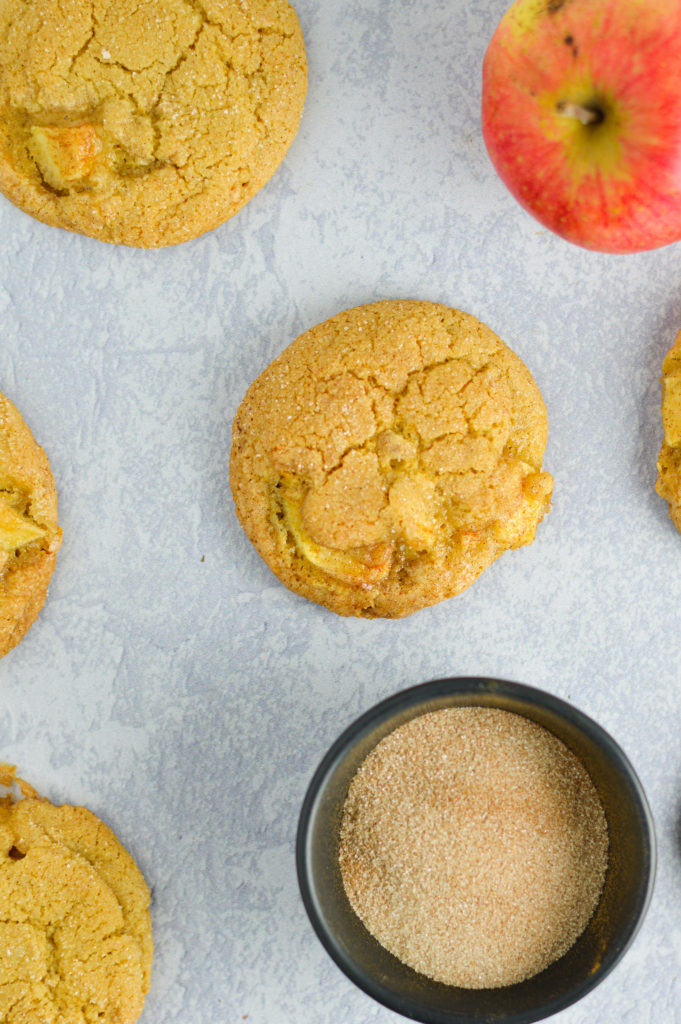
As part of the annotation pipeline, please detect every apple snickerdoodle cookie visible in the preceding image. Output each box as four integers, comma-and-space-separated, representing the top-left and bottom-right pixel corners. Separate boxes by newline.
0, 764, 153, 1024
0, 0, 307, 247
656, 329, 681, 530
0, 392, 61, 658
230, 300, 553, 618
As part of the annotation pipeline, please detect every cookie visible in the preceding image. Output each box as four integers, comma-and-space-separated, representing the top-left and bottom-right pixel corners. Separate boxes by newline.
0, 0, 307, 247
230, 300, 553, 618
655, 329, 681, 530
0, 392, 61, 658
0, 764, 153, 1024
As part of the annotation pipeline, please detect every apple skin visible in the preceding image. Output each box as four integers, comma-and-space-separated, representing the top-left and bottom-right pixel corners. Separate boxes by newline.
481, 0, 681, 253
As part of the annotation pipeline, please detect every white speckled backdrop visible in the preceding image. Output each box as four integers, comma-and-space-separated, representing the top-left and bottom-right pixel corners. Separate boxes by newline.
1, 1, 680, 1022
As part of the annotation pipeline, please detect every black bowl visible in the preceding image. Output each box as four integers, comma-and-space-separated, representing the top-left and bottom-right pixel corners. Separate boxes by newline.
296, 677, 656, 1024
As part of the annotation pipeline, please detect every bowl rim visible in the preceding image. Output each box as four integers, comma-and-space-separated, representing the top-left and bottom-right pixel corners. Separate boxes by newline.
296, 675, 657, 1024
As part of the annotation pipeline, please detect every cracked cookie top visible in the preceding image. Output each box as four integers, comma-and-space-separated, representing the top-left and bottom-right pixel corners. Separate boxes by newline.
230, 300, 554, 618
0, 392, 61, 658
0, 764, 152, 1024
0, 0, 307, 246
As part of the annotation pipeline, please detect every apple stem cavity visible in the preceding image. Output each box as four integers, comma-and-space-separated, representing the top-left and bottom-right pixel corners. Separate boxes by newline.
555, 100, 604, 126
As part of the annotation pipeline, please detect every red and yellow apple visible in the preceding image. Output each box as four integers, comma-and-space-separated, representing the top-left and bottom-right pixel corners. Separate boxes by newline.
481, 0, 681, 253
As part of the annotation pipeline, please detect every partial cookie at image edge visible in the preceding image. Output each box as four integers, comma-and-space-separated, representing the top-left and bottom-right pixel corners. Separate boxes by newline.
0, 763, 153, 1024
655, 328, 681, 531
0, 391, 61, 659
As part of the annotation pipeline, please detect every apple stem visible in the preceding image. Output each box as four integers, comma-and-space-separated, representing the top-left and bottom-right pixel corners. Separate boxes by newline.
555, 100, 603, 126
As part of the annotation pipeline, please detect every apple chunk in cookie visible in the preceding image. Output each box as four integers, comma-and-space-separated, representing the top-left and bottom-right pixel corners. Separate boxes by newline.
0, 499, 47, 568
28, 123, 103, 189
230, 301, 553, 618
481, 0, 681, 253
0, 393, 62, 658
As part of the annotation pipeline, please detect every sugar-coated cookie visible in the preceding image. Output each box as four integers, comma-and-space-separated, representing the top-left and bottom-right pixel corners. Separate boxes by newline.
230, 300, 553, 618
0, 392, 61, 658
0, 764, 153, 1024
656, 329, 681, 530
0, 0, 307, 247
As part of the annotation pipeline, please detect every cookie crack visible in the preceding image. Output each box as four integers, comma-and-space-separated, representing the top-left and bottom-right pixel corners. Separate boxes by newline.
0, 914, 60, 984
44, 926, 60, 985
401, 354, 497, 397
65, 24, 97, 74
91, 0, 210, 95
181, 0, 222, 33
145, 16, 218, 161
155, 11, 207, 81
0, 990, 29, 1017
299, 354, 510, 482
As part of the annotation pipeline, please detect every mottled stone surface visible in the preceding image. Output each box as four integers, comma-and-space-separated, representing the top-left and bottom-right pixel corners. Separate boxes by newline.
1, 1, 680, 1022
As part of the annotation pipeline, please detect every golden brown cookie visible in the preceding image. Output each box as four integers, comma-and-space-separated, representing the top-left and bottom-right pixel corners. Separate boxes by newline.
0, 392, 61, 658
230, 300, 553, 618
0, 764, 153, 1024
656, 330, 681, 531
0, 0, 307, 247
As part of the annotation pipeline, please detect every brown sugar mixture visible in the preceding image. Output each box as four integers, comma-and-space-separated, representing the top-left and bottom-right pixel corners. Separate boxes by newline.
339, 707, 609, 989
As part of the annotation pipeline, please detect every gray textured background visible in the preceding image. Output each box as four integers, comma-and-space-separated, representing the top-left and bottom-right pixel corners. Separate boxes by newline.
1, 1, 680, 1022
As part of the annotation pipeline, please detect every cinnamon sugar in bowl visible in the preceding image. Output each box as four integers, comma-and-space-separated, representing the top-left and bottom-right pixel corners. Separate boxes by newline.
296, 678, 655, 1024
